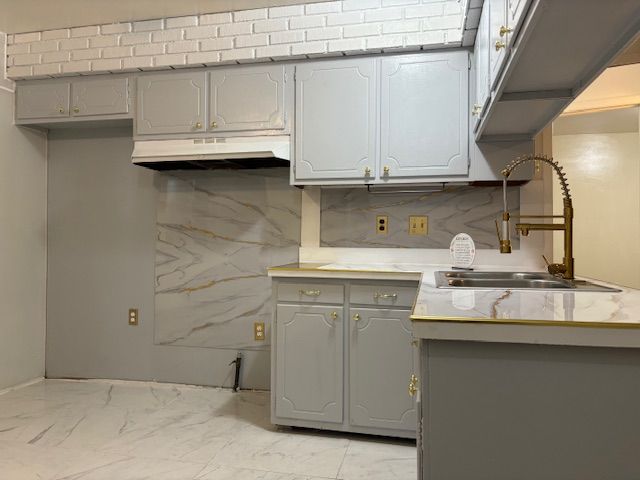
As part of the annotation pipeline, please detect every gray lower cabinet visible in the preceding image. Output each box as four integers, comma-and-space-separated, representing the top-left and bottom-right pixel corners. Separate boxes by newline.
71, 77, 129, 117
294, 58, 377, 182
350, 307, 416, 431
380, 52, 469, 179
136, 71, 207, 135
418, 340, 640, 480
272, 278, 418, 439
275, 304, 343, 423
209, 64, 287, 133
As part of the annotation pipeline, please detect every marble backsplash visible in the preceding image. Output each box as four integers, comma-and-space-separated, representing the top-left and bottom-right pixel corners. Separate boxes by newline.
320, 186, 520, 249
155, 169, 301, 350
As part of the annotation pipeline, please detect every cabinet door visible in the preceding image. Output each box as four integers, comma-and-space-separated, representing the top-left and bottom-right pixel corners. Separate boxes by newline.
507, 0, 531, 43
71, 77, 129, 117
295, 58, 377, 181
380, 52, 469, 178
473, 5, 491, 130
209, 65, 285, 132
489, 0, 508, 90
137, 71, 206, 135
349, 308, 416, 431
16, 82, 69, 119
275, 304, 343, 423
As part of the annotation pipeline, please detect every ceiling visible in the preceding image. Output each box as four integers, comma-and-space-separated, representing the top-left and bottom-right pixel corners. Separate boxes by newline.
563, 63, 640, 115
0, 0, 331, 33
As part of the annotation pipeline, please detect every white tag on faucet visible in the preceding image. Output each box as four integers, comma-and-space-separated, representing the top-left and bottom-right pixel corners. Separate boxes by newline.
450, 233, 476, 269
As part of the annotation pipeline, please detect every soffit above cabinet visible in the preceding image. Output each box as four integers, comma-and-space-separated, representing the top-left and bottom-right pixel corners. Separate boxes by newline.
0, 0, 332, 33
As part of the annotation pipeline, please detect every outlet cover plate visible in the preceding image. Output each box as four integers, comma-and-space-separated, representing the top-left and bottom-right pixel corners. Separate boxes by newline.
254, 322, 265, 341
376, 215, 388, 235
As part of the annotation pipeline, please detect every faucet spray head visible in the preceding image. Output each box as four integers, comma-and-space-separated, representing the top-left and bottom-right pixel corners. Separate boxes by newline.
495, 214, 512, 254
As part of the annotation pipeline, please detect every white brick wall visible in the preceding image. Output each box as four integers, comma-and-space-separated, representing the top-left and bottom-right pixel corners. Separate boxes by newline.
5, 0, 465, 79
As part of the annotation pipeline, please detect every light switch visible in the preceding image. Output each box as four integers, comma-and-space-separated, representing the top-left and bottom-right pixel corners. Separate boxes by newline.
409, 216, 428, 236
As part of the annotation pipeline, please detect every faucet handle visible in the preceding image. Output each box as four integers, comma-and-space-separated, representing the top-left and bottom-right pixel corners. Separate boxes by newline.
542, 255, 567, 276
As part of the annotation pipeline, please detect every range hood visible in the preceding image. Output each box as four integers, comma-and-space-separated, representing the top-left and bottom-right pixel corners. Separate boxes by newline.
132, 136, 290, 170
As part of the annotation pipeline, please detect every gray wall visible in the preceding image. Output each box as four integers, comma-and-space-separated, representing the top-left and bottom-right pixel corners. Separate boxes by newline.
46, 128, 270, 389
0, 89, 47, 390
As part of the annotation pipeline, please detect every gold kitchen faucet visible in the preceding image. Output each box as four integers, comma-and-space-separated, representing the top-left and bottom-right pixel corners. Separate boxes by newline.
496, 154, 575, 280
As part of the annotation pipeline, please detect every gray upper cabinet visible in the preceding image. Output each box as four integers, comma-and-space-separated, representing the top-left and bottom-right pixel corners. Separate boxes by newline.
473, 6, 491, 130
71, 78, 129, 117
275, 304, 343, 424
489, 0, 509, 90
295, 58, 377, 182
380, 52, 469, 179
349, 308, 416, 431
16, 82, 70, 119
137, 71, 207, 135
209, 64, 286, 133
507, 0, 531, 43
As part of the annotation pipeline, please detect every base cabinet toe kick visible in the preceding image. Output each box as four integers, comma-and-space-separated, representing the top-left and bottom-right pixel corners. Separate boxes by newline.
270, 278, 420, 439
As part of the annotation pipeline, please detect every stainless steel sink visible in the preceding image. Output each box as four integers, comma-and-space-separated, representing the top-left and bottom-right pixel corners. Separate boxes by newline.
435, 271, 621, 292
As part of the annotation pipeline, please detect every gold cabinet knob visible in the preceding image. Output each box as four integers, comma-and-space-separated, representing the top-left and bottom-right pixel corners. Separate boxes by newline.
499, 25, 513, 37
210, 121, 218, 129
472, 104, 482, 116
330, 311, 338, 321
495, 40, 506, 51
364, 167, 371, 176
383, 166, 390, 175
58, 107, 65, 114
408, 374, 418, 397
353, 313, 361, 321
73, 106, 80, 113
195, 122, 202, 129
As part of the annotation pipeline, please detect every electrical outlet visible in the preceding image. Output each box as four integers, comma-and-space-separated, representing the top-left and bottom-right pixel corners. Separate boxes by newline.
376, 215, 388, 235
128, 308, 139, 326
254, 322, 265, 341
409, 216, 428, 236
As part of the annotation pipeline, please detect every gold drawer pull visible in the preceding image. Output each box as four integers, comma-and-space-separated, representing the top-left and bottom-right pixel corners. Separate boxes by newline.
409, 374, 418, 397
495, 40, 506, 51
330, 311, 338, 321
353, 313, 361, 321
195, 121, 202, 129
58, 107, 65, 114
73, 106, 80, 113
373, 292, 398, 300
299, 289, 321, 297
364, 166, 371, 176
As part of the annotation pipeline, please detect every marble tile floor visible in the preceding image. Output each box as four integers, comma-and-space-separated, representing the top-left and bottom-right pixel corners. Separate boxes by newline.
0, 379, 416, 480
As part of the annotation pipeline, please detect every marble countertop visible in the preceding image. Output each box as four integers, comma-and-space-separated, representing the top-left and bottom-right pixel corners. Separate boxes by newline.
268, 263, 640, 330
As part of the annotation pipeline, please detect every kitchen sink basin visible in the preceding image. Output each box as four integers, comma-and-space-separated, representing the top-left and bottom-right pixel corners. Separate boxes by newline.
435, 271, 621, 292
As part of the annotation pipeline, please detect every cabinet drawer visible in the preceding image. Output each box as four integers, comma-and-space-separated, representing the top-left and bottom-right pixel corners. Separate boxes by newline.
277, 282, 344, 304
350, 284, 417, 308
